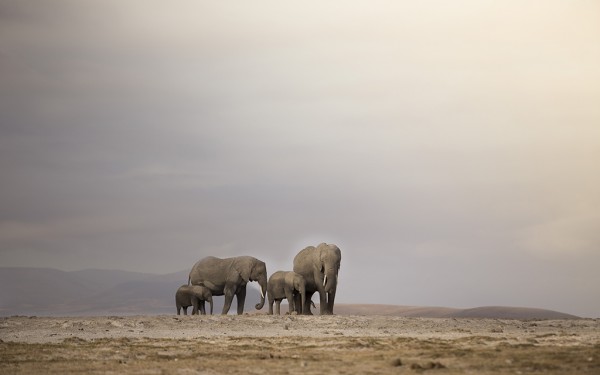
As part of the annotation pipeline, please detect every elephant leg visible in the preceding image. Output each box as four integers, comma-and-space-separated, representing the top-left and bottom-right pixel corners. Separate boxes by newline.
284, 289, 295, 314
268, 294, 274, 315
199, 300, 206, 315
318, 290, 329, 315
222, 287, 235, 315
327, 290, 337, 314
236, 286, 247, 315
183, 306, 188, 315
176, 305, 181, 315
275, 300, 281, 315
192, 299, 199, 315
303, 292, 315, 315
293, 293, 302, 314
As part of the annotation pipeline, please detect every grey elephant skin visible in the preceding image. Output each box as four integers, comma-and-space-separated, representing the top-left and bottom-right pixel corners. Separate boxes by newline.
188, 256, 267, 315
175, 284, 213, 315
267, 271, 306, 315
293, 243, 341, 315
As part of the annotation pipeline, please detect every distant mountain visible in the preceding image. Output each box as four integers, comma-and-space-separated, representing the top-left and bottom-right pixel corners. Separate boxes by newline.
333, 304, 461, 318
447, 306, 580, 320
0, 268, 580, 319
0, 267, 263, 316
334, 304, 580, 319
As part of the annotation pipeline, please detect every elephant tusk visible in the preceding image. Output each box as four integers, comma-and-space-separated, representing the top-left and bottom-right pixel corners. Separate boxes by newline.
323, 275, 327, 287
260, 287, 265, 299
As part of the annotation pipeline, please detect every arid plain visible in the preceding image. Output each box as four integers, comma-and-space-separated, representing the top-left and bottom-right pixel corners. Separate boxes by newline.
1, 314, 599, 374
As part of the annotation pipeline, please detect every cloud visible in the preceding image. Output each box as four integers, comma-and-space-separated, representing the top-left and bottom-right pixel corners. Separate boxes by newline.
1, 1, 600, 317
0, 215, 150, 243
521, 214, 600, 258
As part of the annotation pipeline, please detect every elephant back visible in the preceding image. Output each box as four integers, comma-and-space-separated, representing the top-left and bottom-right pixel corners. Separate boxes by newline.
188, 256, 226, 292
268, 270, 284, 281
293, 246, 316, 269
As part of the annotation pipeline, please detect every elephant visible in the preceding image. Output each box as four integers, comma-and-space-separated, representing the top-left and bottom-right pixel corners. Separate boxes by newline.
267, 271, 307, 315
175, 284, 213, 315
293, 243, 341, 315
188, 256, 267, 315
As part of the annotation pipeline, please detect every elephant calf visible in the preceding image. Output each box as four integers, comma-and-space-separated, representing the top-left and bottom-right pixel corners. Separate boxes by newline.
267, 271, 307, 315
175, 285, 213, 315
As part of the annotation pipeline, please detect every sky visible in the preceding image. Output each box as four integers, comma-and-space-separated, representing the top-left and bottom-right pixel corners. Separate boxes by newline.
1, 0, 599, 317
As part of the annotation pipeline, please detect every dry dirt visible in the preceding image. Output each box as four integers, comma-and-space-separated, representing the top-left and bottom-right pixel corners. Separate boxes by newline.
1, 314, 599, 374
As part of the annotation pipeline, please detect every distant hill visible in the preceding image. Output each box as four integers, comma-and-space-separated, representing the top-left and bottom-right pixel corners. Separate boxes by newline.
447, 306, 580, 320
333, 304, 461, 318
0, 267, 262, 316
333, 304, 580, 319
0, 267, 580, 319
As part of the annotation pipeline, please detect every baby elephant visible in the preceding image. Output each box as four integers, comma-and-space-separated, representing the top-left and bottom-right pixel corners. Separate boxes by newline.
267, 271, 307, 315
175, 284, 213, 315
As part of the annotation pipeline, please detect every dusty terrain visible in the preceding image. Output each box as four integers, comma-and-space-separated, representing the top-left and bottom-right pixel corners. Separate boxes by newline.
1, 314, 599, 374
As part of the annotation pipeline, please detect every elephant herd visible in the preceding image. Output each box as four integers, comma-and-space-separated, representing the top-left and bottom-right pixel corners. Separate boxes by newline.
175, 243, 341, 316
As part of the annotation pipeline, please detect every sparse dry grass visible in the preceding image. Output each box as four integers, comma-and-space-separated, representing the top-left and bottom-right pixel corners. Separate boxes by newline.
1, 315, 599, 374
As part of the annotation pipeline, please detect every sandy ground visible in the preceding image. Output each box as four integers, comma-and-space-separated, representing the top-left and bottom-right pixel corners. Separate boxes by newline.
1, 314, 599, 374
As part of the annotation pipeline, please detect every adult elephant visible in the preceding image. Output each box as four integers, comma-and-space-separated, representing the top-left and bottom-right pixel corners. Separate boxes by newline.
188, 256, 267, 315
267, 271, 306, 315
293, 243, 341, 315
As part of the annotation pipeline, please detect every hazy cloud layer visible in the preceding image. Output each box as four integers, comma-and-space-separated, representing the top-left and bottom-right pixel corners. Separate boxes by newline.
1, 1, 599, 317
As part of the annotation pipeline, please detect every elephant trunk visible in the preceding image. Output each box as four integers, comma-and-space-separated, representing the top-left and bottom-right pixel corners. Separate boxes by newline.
324, 269, 337, 294
254, 276, 267, 310
299, 284, 306, 315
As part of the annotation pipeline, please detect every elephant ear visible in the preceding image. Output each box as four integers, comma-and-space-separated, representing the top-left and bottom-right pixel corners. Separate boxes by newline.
313, 247, 325, 273
234, 260, 251, 283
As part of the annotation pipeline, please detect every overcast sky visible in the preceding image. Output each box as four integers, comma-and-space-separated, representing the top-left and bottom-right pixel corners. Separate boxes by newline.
1, 1, 599, 317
